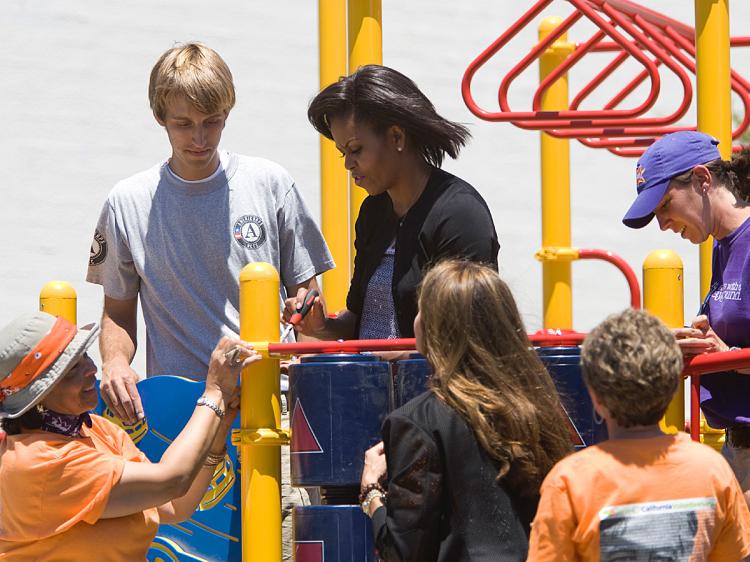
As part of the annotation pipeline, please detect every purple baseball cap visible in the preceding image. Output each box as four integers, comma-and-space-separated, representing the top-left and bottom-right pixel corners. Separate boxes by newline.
622, 131, 720, 229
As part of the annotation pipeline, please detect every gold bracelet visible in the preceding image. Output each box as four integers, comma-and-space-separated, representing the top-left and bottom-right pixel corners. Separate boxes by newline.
203, 445, 228, 468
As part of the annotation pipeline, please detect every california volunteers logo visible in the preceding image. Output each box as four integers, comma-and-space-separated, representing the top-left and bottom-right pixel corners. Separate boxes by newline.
89, 230, 107, 266
233, 215, 267, 249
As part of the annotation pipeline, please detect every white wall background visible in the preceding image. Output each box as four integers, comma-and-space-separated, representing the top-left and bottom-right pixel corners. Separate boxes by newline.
2, 1, 748, 375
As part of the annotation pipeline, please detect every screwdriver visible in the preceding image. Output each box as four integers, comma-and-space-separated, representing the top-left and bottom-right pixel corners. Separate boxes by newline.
280, 289, 319, 341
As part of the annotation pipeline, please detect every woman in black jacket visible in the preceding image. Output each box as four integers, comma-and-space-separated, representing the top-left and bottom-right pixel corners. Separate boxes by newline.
283, 65, 499, 340
359, 260, 572, 561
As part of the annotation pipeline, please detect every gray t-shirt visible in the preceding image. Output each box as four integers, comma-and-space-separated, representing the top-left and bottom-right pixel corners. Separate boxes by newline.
87, 151, 334, 379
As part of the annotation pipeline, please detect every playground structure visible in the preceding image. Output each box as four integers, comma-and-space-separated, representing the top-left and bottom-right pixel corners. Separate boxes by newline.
25, 0, 750, 561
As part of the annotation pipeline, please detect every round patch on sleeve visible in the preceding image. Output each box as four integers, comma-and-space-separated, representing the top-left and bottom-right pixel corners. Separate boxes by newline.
89, 230, 108, 266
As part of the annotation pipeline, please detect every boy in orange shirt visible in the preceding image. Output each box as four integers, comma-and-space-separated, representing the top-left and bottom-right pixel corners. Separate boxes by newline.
527, 308, 750, 561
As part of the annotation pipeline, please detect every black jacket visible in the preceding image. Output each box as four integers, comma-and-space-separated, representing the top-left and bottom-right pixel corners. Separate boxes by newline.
372, 392, 533, 562
346, 167, 499, 337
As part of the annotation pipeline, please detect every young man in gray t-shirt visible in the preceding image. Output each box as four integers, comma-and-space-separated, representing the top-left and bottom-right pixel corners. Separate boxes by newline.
87, 43, 333, 424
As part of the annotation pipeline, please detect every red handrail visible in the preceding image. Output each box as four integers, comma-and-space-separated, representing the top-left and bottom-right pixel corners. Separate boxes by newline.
267, 331, 591, 356
683, 348, 750, 377
683, 349, 750, 441
577, 248, 641, 309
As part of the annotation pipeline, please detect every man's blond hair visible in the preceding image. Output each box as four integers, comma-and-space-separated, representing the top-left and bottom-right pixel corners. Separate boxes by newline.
148, 43, 235, 121
581, 308, 682, 427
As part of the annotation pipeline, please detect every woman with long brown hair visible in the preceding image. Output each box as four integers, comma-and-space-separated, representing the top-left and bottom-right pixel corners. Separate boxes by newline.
359, 260, 572, 561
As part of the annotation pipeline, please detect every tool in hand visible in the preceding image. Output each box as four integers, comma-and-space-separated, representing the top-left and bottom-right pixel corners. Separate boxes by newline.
281, 289, 319, 341
224, 346, 243, 367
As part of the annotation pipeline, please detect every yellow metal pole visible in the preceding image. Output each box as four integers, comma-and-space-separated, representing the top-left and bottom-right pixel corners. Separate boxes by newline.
695, 0, 732, 301
39, 281, 77, 324
348, 0, 382, 272
320, 0, 350, 312
539, 17, 574, 330
643, 250, 684, 433
239, 263, 282, 562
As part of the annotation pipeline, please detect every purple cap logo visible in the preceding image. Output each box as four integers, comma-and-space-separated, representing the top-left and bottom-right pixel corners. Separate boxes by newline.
622, 131, 720, 229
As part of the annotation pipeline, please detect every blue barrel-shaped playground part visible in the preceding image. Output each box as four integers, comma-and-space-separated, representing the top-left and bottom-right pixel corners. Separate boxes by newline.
289, 354, 391, 487
537, 346, 608, 448
293, 505, 378, 562
392, 353, 432, 409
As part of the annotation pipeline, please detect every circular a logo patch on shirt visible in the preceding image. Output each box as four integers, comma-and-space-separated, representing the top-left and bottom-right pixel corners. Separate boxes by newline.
233, 215, 267, 249
89, 230, 107, 266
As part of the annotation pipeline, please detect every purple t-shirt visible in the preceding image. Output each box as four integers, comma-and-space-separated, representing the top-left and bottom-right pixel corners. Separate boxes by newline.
700, 216, 750, 428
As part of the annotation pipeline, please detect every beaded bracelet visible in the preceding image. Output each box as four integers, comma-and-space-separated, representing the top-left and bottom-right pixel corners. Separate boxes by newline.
358, 482, 386, 504
361, 489, 386, 516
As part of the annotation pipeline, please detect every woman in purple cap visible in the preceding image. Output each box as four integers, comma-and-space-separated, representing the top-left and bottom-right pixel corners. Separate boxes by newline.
622, 130, 750, 501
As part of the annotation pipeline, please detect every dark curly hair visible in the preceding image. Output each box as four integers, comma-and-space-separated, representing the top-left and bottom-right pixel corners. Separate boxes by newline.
672, 146, 750, 205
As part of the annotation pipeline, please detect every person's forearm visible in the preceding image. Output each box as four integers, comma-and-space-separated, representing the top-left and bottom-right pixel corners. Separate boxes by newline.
100, 306, 137, 366
156, 388, 226, 496
166, 443, 229, 521
316, 311, 357, 340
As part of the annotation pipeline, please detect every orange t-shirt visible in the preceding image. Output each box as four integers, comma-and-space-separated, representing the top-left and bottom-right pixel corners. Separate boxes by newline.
0, 415, 159, 561
528, 433, 750, 562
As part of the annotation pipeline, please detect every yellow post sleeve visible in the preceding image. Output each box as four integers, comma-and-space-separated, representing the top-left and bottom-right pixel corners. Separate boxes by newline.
319, 0, 350, 312
539, 17, 575, 330
643, 250, 685, 433
347, 0, 382, 273
239, 263, 282, 562
694, 0, 731, 301
39, 281, 77, 324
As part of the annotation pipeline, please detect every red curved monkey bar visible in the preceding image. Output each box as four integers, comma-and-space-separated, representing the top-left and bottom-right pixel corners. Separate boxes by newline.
461, 0, 750, 156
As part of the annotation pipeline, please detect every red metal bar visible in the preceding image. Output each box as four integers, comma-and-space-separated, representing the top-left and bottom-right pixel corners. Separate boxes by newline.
684, 349, 750, 442
690, 375, 701, 442
267, 331, 589, 356
529, 330, 586, 347
461, 0, 553, 121
577, 248, 641, 309
496, 4, 663, 126
568, 50, 632, 112
461, 0, 750, 149
269, 338, 417, 355
462, 0, 665, 126
583, 0, 693, 39
555, 20, 750, 147
683, 348, 750, 377
512, 0, 693, 130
